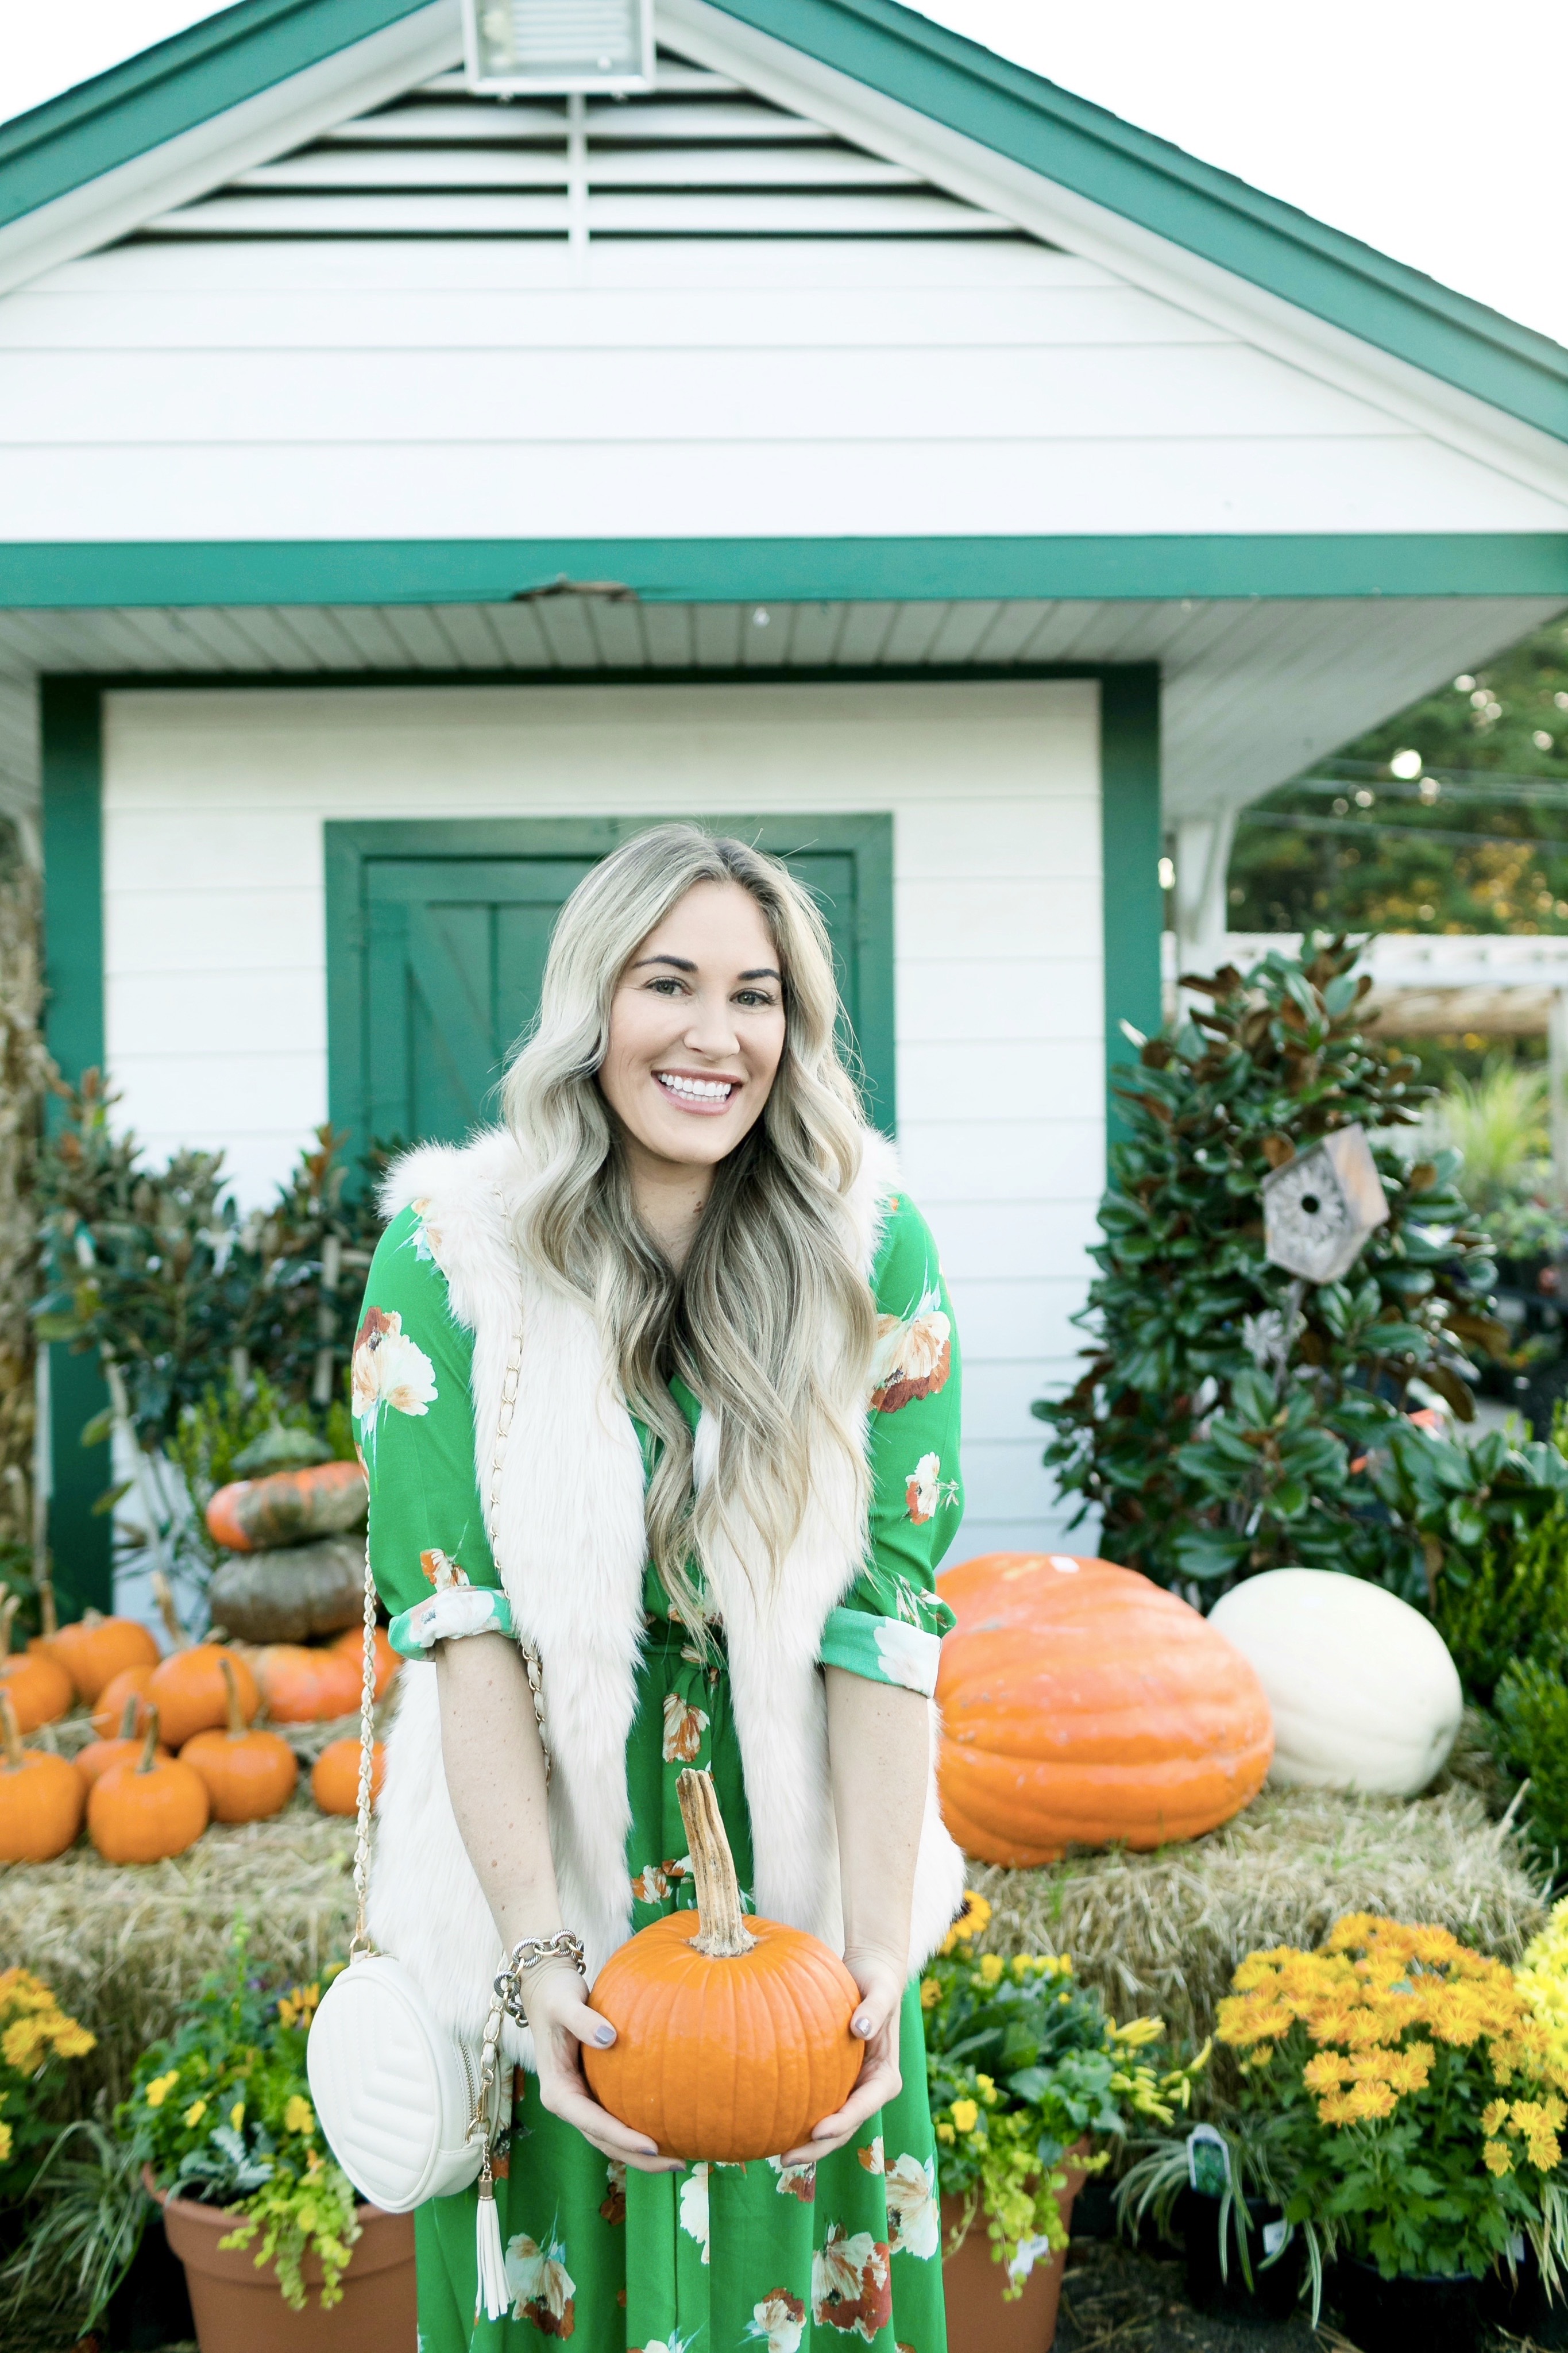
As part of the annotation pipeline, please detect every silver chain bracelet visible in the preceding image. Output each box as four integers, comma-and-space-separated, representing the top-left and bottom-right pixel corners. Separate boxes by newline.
493, 1932, 587, 2026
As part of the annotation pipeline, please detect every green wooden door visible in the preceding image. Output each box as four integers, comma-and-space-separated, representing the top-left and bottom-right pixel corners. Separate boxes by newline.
327, 816, 894, 1156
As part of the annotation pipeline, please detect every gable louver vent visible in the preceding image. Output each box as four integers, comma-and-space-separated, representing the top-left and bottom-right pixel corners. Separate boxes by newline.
463, 0, 654, 94
137, 53, 1021, 242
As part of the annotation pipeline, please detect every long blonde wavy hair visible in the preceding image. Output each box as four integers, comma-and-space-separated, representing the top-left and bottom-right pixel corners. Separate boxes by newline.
501, 824, 878, 1621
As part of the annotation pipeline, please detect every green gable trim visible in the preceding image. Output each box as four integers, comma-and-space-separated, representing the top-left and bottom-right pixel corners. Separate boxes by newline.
38, 683, 112, 1617
0, 0, 432, 239
1, 0, 1563, 448
3, 534, 1566, 610
1099, 668, 1162, 1150
709, 0, 1568, 446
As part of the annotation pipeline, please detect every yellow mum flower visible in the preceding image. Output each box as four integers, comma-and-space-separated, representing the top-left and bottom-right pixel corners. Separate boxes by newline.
283, 2095, 315, 2137
976, 1955, 1004, 1988
939, 1892, 992, 1953
145, 2070, 180, 2109
975, 2074, 997, 2104
951, 2100, 979, 2134
936, 2123, 955, 2145
183, 2100, 207, 2130
229, 2101, 245, 2130
919, 1977, 940, 2011
1483, 2099, 1510, 2136
1484, 2140, 1513, 2177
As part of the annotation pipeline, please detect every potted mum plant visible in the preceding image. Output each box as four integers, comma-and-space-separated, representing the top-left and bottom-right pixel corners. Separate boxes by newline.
1215, 1910, 1568, 2353
925, 1891, 1206, 2353
118, 1927, 414, 2352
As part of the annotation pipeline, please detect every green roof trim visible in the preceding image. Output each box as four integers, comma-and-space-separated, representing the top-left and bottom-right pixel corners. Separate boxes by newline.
1, 535, 1566, 608
0, 0, 1563, 448
720, 0, 1568, 445
0, 0, 432, 238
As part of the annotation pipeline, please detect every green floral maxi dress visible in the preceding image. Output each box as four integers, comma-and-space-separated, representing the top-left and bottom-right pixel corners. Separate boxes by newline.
355, 1189, 963, 2353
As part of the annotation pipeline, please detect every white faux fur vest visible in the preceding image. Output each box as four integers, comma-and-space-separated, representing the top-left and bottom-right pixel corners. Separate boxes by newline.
366, 1125, 966, 2063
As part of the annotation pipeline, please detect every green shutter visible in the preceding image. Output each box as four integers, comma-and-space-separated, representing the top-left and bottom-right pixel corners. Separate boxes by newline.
326, 814, 895, 1159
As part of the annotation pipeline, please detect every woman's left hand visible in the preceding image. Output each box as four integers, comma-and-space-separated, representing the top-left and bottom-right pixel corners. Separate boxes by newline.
781, 1946, 905, 2167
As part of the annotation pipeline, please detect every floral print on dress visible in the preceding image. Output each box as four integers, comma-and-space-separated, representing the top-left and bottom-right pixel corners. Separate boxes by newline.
746, 2289, 808, 2352
903, 1452, 959, 1526
812, 2225, 893, 2340
870, 1284, 951, 1414
504, 2225, 576, 2337
629, 1856, 692, 1904
885, 2153, 940, 2259
766, 2153, 816, 2201
352, 1306, 437, 1453
678, 2164, 710, 2263
856, 2136, 884, 2174
404, 1198, 449, 1271
599, 2159, 627, 2225
420, 1547, 468, 1588
662, 1694, 709, 1764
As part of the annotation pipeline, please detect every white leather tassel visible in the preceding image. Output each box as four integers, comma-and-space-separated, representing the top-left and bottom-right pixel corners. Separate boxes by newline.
475, 2170, 508, 2324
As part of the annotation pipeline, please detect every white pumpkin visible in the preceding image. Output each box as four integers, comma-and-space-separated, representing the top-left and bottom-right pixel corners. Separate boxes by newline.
1207, 1568, 1463, 1797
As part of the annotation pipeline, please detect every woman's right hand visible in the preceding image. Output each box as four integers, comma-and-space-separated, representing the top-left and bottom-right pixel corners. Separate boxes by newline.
523, 1957, 681, 2174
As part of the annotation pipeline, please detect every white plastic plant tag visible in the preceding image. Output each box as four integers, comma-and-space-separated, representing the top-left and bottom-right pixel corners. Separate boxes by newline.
1262, 2219, 1288, 2258
1187, 2122, 1230, 2196
1007, 2234, 1053, 2285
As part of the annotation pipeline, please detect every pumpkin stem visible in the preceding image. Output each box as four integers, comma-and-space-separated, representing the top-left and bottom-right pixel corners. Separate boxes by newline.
137, 1708, 162, 1774
0, 1688, 21, 1772
37, 1571, 57, 1640
219, 1654, 244, 1739
677, 1768, 756, 1959
0, 1592, 16, 1665
118, 1691, 140, 1741
150, 1571, 188, 1650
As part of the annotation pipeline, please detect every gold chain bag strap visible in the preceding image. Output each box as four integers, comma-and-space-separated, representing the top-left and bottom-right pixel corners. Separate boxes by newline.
308, 1292, 542, 2247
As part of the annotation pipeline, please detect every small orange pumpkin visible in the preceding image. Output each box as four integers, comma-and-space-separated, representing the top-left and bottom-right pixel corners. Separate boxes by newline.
147, 1644, 260, 1750
91, 1664, 156, 1740
584, 1769, 861, 2162
40, 1609, 159, 1703
88, 1707, 210, 1863
936, 1553, 1275, 1865
206, 1460, 368, 1552
0, 1687, 84, 1861
311, 1735, 385, 1816
181, 1658, 298, 1823
330, 1622, 399, 1700
76, 1690, 172, 1791
256, 1643, 361, 1724
0, 1595, 72, 1734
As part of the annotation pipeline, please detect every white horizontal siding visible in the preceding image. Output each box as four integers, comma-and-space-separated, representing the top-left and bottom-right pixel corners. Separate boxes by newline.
101, 677, 1100, 1557
8, 237, 1566, 539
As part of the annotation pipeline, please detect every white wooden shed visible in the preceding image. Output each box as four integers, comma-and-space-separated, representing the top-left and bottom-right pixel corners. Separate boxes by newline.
1, 0, 1565, 1604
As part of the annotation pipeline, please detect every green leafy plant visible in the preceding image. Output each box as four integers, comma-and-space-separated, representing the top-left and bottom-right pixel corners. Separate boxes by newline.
922, 1892, 1206, 2293
0, 2118, 149, 2348
118, 1926, 360, 2311
1115, 2110, 1324, 2313
1036, 938, 1502, 1602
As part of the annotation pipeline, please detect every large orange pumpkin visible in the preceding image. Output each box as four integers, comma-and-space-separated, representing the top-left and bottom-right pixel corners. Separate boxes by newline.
255, 1642, 361, 1723
147, 1644, 260, 1750
936, 1554, 1274, 1865
40, 1610, 159, 1703
584, 1768, 861, 2162
88, 1710, 210, 1863
0, 1595, 72, 1733
206, 1460, 367, 1552
180, 1658, 298, 1823
0, 1688, 84, 1861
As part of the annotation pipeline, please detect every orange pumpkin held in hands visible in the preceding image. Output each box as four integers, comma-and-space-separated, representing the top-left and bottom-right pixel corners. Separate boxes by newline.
0, 1687, 84, 1861
330, 1622, 399, 1700
256, 1643, 361, 1725
88, 1707, 210, 1862
584, 1768, 861, 2162
181, 1658, 298, 1822
935, 1553, 1274, 1866
41, 1609, 159, 1703
0, 1595, 72, 1733
76, 1691, 171, 1791
311, 1735, 384, 1816
91, 1665, 155, 1739
147, 1643, 259, 1750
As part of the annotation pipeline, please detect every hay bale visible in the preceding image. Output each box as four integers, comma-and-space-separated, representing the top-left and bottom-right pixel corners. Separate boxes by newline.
969, 1781, 1547, 2050
0, 1792, 356, 2108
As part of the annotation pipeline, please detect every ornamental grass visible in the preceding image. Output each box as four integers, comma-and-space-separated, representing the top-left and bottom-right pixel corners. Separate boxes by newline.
967, 1776, 1546, 2056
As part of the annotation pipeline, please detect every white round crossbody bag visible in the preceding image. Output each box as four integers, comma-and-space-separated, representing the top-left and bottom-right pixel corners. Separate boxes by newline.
307, 1313, 540, 2315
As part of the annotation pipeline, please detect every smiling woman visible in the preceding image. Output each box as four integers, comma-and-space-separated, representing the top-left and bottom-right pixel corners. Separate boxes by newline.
348, 822, 967, 2353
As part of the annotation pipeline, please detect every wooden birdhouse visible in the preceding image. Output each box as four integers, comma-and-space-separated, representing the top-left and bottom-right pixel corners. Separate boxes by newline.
1261, 1125, 1390, 1284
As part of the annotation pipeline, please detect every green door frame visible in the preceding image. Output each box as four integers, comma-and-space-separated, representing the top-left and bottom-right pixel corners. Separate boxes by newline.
324, 811, 898, 1147
37, 661, 1161, 1611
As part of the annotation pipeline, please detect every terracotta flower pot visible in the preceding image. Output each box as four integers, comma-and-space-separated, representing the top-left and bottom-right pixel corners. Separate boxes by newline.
146, 2170, 415, 2353
941, 2144, 1091, 2353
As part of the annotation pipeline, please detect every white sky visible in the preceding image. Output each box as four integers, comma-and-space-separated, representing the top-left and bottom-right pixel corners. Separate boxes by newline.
2, 0, 1566, 350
